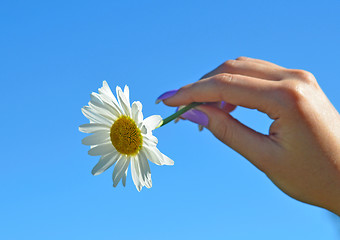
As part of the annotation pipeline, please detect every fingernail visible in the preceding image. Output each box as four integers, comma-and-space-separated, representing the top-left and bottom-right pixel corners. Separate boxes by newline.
181, 109, 209, 127
155, 89, 178, 104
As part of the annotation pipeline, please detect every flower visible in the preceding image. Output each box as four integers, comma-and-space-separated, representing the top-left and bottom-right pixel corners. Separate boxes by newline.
79, 81, 174, 191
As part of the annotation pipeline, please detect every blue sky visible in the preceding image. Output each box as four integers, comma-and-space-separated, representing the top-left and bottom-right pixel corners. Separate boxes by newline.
1, 0, 340, 239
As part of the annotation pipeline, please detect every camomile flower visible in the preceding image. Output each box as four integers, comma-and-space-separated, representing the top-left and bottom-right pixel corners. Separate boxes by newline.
79, 81, 174, 191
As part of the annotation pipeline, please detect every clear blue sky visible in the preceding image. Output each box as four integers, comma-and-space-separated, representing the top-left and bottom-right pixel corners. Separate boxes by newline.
1, 0, 340, 239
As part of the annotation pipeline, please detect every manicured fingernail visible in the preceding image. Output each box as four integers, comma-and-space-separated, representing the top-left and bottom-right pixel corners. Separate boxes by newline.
155, 89, 178, 104
181, 109, 209, 127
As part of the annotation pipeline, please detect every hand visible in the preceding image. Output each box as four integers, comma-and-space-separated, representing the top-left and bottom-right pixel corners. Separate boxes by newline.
159, 57, 340, 215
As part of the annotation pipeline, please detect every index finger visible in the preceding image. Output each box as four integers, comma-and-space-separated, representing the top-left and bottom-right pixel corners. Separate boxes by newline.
163, 73, 280, 116
201, 59, 285, 81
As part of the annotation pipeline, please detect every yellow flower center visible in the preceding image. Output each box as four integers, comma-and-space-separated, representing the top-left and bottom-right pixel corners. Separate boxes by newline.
110, 115, 143, 156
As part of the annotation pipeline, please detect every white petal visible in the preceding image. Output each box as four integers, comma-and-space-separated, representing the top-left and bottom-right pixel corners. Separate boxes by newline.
131, 101, 143, 124
88, 143, 114, 156
90, 92, 104, 107
122, 167, 128, 187
124, 85, 130, 102
139, 150, 152, 188
79, 123, 110, 133
140, 125, 148, 135
143, 115, 163, 130
91, 151, 120, 176
161, 153, 174, 165
100, 93, 123, 116
116, 86, 131, 117
141, 146, 162, 165
143, 134, 158, 147
98, 81, 125, 117
90, 93, 120, 118
91, 92, 122, 117
81, 106, 113, 126
82, 131, 110, 146
99, 81, 119, 106
88, 102, 117, 122
112, 157, 130, 187
142, 146, 174, 166
131, 156, 143, 191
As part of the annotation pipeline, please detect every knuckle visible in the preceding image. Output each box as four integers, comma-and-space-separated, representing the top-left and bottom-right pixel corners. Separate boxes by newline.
236, 56, 248, 61
222, 59, 236, 69
275, 81, 306, 107
214, 73, 233, 86
287, 69, 316, 83
213, 74, 234, 100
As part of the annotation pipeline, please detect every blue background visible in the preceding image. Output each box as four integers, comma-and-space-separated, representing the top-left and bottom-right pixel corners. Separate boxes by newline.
1, 0, 340, 239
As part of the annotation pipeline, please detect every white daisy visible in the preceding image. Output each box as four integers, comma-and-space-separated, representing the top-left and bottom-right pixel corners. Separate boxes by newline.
79, 81, 174, 191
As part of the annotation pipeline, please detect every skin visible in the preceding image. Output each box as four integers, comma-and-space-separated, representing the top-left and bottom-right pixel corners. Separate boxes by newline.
163, 57, 340, 215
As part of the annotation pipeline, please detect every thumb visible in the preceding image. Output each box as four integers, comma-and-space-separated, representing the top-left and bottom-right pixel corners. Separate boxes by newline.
197, 104, 277, 173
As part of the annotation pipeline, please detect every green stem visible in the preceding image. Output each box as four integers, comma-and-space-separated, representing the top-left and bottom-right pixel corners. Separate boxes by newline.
158, 102, 203, 128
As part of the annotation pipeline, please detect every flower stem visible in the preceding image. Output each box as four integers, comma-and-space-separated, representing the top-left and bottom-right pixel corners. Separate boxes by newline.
158, 102, 203, 128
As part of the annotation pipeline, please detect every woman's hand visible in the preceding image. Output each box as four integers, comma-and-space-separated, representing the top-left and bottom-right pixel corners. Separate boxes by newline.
159, 57, 340, 215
